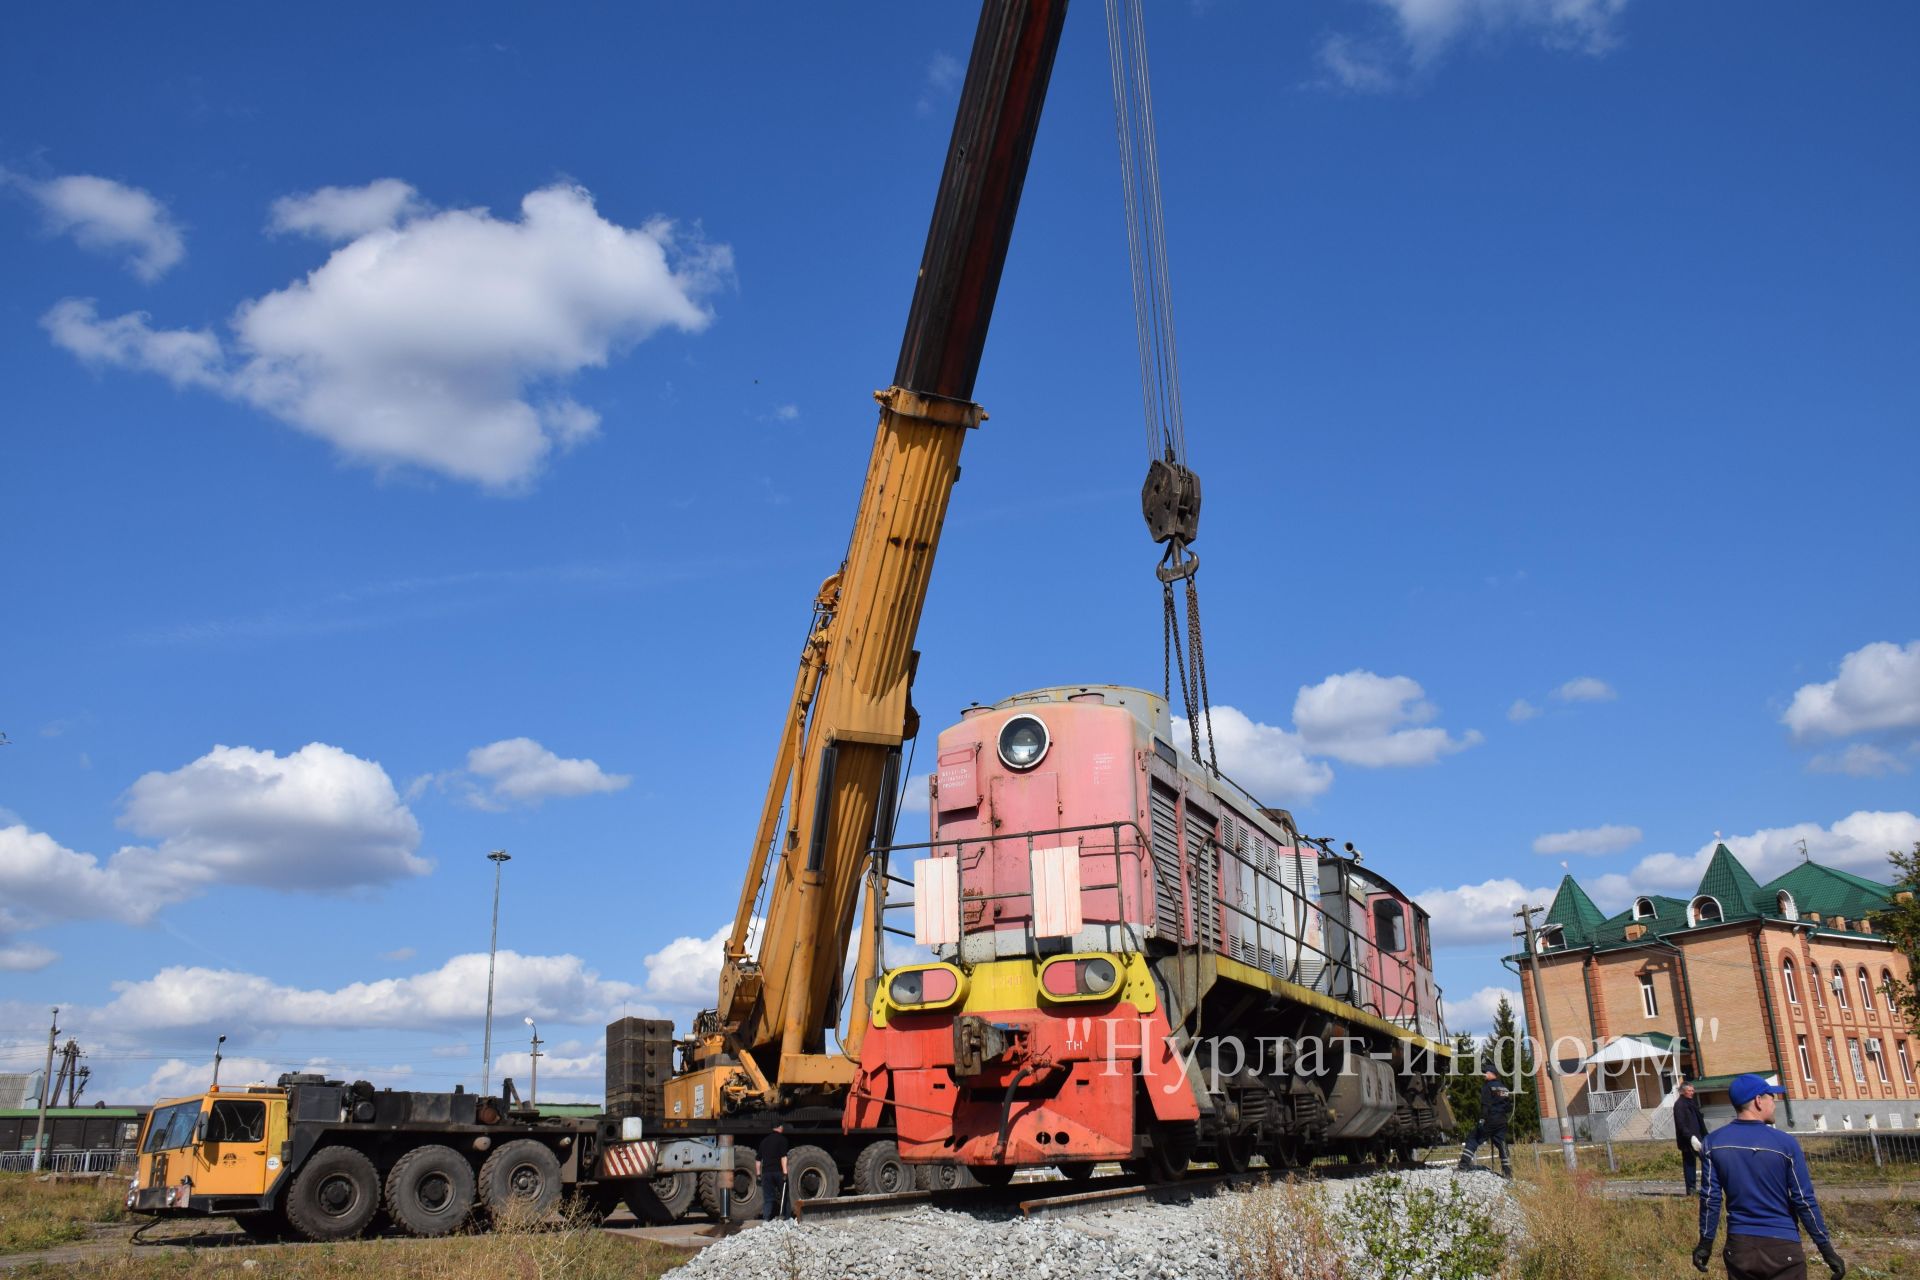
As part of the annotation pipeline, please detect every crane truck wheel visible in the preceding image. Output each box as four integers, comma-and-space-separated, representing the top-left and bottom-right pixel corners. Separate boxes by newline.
852, 1140, 913, 1195
477, 1139, 563, 1224
233, 1210, 287, 1241
914, 1160, 977, 1191
384, 1143, 476, 1237
284, 1145, 381, 1242
645, 1171, 697, 1222
696, 1149, 762, 1221
784, 1145, 841, 1203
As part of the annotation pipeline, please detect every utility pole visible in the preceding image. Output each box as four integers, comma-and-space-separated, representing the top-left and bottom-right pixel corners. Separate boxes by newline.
1515, 906, 1578, 1169
524, 1017, 543, 1109
31, 1009, 59, 1173
481, 849, 512, 1095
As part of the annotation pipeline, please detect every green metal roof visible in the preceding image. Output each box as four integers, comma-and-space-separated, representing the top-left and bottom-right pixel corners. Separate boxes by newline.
1694, 843, 1765, 919
1545, 874, 1609, 944
1688, 1071, 1779, 1092
1762, 861, 1893, 923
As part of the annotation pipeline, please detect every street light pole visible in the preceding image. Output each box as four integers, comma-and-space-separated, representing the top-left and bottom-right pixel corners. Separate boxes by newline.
524, 1017, 542, 1109
211, 1034, 227, 1090
481, 850, 512, 1095
31, 1008, 59, 1173
1516, 904, 1578, 1169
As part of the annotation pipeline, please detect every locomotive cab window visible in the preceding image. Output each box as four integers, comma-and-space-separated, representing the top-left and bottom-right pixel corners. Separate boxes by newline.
206, 1099, 266, 1143
1372, 899, 1407, 953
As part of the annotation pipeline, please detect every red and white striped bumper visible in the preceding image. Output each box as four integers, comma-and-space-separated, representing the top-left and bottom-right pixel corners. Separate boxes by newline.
598, 1141, 657, 1179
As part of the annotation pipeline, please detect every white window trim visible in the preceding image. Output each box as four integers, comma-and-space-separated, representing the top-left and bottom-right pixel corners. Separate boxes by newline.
1848, 1038, 1867, 1083
1883, 970, 1898, 1015
1834, 965, 1851, 1010
1859, 968, 1875, 1014
1797, 1036, 1814, 1081
1633, 897, 1656, 921
1688, 895, 1722, 927
1783, 957, 1799, 1005
1639, 974, 1659, 1019
1899, 1041, 1914, 1086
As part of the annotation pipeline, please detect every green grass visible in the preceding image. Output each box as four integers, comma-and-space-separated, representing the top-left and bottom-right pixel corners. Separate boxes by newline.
0, 1174, 126, 1255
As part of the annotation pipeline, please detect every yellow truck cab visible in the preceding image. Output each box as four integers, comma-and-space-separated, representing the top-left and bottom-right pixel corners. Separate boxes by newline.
130, 1086, 289, 1231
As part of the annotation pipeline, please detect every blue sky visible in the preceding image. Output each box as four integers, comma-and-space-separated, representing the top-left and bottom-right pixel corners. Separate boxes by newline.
3, 1, 1916, 1103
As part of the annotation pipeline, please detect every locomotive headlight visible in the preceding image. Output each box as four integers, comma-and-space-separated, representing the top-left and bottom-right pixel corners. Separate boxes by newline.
997, 714, 1050, 770
1038, 953, 1126, 1002
885, 963, 966, 1012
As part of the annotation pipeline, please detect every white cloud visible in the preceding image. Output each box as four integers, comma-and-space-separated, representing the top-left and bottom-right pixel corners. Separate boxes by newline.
494, 1043, 602, 1081
1627, 810, 1920, 894
382, 946, 418, 963
900, 773, 933, 816
1415, 876, 1554, 946
917, 52, 963, 115
118, 742, 429, 892
0, 823, 153, 925
1292, 671, 1481, 767
641, 921, 756, 1007
774, 403, 800, 422
44, 182, 733, 490
1783, 640, 1920, 742
1552, 676, 1617, 703
458, 737, 630, 808
102, 949, 650, 1033
1175, 706, 1335, 801
1315, 0, 1630, 93
269, 179, 426, 240
138, 1056, 283, 1100
0, 940, 57, 972
4, 169, 185, 280
1808, 744, 1911, 778
1507, 698, 1540, 723
1448, 986, 1524, 1038
1532, 824, 1642, 857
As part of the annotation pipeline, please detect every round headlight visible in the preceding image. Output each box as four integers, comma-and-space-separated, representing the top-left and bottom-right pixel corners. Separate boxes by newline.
889, 971, 925, 1006
997, 715, 1050, 770
1081, 958, 1118, 993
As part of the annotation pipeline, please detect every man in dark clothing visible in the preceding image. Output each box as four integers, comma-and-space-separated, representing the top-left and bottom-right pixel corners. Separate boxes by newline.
1674, 1082, 1708, 1194
756, 1125, 789, 1221
1694, 1074, 1845, 1280
1455, 1068, 1514, 1178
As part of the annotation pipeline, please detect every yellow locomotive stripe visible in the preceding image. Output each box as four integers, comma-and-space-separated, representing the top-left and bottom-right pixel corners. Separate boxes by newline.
1212, 954, 1453, 1059
872, 952, 1158, 1027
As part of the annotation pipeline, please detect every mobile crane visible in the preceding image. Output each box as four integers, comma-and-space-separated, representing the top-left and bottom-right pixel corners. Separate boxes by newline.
638, 0, 1073, 1213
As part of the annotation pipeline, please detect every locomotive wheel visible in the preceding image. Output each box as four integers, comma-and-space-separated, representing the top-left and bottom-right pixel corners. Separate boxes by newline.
385, 1143, 476, 1237
971, 1164, 1017, 1187
1214, 1133, 1255, 1175
478, 1139, 562, 1223
785, 1144, 841, 1202
284, 1145, 381, 1242
853, 1140, 914, 1195
1133, 1121, 1197, 1182
696, 1148, 762, 1220
1056, 1162, 1098, 1183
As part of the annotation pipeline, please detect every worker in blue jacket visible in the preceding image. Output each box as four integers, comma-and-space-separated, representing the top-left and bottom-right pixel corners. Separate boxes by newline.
1694, 1074, 1845, 1280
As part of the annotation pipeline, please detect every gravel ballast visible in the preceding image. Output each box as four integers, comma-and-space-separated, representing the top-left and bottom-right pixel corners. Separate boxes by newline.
669, 1167, 1524, 1280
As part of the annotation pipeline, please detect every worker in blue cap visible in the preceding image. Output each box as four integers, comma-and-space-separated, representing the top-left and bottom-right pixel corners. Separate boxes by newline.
1694, 1073, 1845, 1280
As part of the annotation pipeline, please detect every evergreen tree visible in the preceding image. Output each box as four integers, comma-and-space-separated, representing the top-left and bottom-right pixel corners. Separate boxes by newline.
1872, 843, 1920, 1025
1480, 995, 1540, 1141
1446, 1031, 1481, 1135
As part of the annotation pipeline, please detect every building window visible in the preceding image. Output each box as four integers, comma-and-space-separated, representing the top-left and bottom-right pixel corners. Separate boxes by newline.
1783, 956, 1800, 1005
1777, 890, 1798, 920
1536, 924, 1565, 953
1834, 964, 1850, 1010
1633, 897, 1656, 921
1859, 967, 1876, 1015
1798, 1036, 1814, 1081
1824, 1038, 1842, 1085
1900, 1041, 1914, 1086
1867, 1038, 1890, 1084
1640, 974, 1659, 1018
1848, 1038, 1868, 1084
1689, 895, 1722, 926
1884, 968, 1899, 1015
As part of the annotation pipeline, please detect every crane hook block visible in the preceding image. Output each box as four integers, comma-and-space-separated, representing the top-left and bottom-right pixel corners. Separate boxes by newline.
1141, 457, 1202, 546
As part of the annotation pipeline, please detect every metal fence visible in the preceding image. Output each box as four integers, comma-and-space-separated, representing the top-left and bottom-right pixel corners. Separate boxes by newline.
0, 1148, 133, 1174
1506, 1130, 1920, 1175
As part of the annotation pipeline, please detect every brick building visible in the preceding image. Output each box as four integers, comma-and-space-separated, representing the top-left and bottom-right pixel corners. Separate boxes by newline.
1512, 844, 1919, 1133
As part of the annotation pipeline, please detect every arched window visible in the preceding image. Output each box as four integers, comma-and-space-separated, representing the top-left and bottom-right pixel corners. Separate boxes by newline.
1536, 924, 1565, 953
1782, 956, 1800, 1005
1634, 897, 1656, 921
1688, 896, 1722, 927
1833, 964, 1850, 1010
1884, 969, 1899, 1015
1776, 890, 1798, 920
1859, 967, 1875, 1014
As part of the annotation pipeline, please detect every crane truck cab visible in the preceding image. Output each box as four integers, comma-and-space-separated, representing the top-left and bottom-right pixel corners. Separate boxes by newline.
130, 1086, 288, 1223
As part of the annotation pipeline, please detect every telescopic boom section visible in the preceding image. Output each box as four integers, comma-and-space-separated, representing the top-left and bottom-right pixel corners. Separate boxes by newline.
708, 0, 1069, 1111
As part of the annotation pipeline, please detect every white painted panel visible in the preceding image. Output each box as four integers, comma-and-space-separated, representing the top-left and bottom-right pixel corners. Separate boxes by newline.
1030, 845, 1084, 938
914, 857, 960, 947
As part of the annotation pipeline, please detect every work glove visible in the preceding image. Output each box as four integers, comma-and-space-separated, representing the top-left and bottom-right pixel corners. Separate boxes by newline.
1691, 1238, 1713, 1272
1818, 1241, 1846, 1280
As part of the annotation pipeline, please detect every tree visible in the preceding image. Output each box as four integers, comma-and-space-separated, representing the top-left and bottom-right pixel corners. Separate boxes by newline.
1481, 995, 1540, 1142
1446, 1031, 1482, 1135
1872, 842, 1920, 1025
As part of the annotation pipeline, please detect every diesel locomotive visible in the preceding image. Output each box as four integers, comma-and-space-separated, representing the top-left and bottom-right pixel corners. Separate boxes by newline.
846, 684, 1455, 1178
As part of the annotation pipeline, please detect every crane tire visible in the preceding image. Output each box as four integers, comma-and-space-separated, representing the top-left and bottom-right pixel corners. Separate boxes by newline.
477, 1139, 562, 1224
784, 1144, 840, 1203
284, 1145, 381, 1242
384, 1144, 476, 1237
853, 1140, 913, 1195
915, 1160, 977, 1191
695, 1147, 762, 1220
